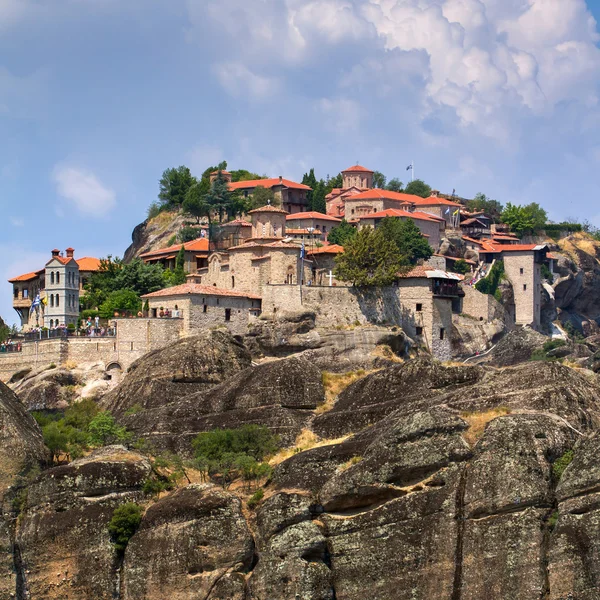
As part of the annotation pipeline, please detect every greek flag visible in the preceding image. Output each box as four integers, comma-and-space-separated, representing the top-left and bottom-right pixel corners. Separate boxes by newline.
300, 241, 306, 259
445, 208, 450, 215
30, 294, 41, 313
406, 164, 413, 171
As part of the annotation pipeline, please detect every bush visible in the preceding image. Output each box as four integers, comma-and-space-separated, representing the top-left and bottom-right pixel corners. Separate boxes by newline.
178, 226, 200, 243
247, 488, 264, 510
541, 263, 554, 283
108, 503, 143, 553
88, 412, 130, 446
553, 450, 574, 482
543, 339, 566, 353
147, 202, 162, 220
475, 260, 504, 297
142, 476, 173, 496
453, 259, 470, 275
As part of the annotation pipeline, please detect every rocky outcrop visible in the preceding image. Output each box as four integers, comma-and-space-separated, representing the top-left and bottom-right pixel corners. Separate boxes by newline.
122, 484, 254, 600
14, 367, 80, 411
475, 326, 547, 367
123, 211, 189, 263
0, 380, 48, 495
119, 356, 325, 453
102, 331, 252, 417
15, 446, 151, 600
245, 313, 411, 372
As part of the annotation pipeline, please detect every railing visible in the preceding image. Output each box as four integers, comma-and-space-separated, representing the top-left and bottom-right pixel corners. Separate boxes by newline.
0, 343, 22, 353
432, 281, 460, 297
23, 328, 117, 342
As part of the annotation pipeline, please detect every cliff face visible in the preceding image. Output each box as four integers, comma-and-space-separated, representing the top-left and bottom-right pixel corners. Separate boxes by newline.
5, 334, 600, 598
122, 211, 188, 263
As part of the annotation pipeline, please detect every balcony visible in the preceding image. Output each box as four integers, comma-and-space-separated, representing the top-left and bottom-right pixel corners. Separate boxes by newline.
432, 280, 460, 298
13, 297, 32, 309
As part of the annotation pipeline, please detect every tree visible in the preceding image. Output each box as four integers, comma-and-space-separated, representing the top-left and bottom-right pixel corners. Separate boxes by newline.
183, 183, 210, 224
88, 411, 129, 446
326, 173, 343, 190
334, 227, 406, 287
248, 185, 276, 210
302, 168, 318, 209
98, 289, 141, 318
109, 503, 143, 554
377, 217, 433, 264
466, 193, 504, 222
373, 171, 387, 189
452, 259, 471, 275
178, 226, 200, 243
42, 421, 70, 463
205, 170, 232, 222
230, 169, 264, 182
501, 202, 547, 237
386, 178, 403, 192
327, 219, 357, 246
158, 166, 196, 208
404, 179, 432, 198
311, 180, 327, 213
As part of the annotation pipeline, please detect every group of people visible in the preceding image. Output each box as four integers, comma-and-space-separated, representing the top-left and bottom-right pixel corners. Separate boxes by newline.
0, 339, 21, 353
82, 317, 116, 337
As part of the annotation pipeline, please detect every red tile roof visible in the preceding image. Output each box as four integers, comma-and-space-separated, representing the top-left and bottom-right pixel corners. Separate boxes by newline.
247, 204, 289, 215
359, 208, 445, 223
307, 244, 344, 255
348, 189, 419, 203
229, 178, 311, 191
460, 218, 489, 227
479, 243, 547, 253
286, 211, 342, 222
286, 228, 322, 235
139, 238, 209, 259
398, 265, 430, 278
8, 270, 41, 283
342, 164, 374, 173
142, 283, 261, 300
411, 196, 462, 207
222, 219, 252, 227
76, 257, 102, 271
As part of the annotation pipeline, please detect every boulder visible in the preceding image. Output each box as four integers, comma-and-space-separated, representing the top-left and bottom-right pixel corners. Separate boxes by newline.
101, 331, 252, 416
122, 484, 254, 600
477, 326, 547, 367
119, 356, 325, 453
15, 367, 80, 411
15, 446, 151, 600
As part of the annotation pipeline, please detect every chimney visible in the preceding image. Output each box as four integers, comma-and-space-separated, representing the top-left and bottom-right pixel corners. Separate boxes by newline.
431, 190, 439, 197
66, 247, 75, 258
51, 249, 60, 257
279, 176, 283, 183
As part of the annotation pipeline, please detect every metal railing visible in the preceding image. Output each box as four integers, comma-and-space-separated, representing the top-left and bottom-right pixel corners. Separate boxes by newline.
23, 328, 117, 342
0, 343, 22, 353
432, 281, 460, 297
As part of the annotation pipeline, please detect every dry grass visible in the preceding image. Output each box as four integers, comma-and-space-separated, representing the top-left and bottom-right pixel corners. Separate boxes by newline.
371, 344, 405, 363
558, 233, 600, 265
460, 406, 511, 446
318, 369, 376, 414
269, 429, 350, 466
62, 360, 78, 370
336, 456, 362, 473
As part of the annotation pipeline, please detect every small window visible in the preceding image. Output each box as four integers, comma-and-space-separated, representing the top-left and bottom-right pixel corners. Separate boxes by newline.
23, 289, 28, 298
440, 328, 445, 340
232, 276, 235, 288
13, 287, 18, 299
203, 305, 208, 313
56, 272, 60, 284
520, 268, 524, 275
50, 294, 54, 308
56, 294, 59, 307
416, 303, 422, 312
523, 284, 527, 291
51, 272, 55, 285
416, 326, 423, 336
225, 308, 231, 322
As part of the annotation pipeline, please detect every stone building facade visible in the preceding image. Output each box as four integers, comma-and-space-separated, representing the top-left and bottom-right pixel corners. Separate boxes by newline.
139, 238, 210, 274
228, 177, 312, 214
285, 212, 342, 241
342, 164, 374, 189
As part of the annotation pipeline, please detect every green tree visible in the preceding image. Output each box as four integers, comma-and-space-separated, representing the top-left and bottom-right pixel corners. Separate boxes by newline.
248, 185, 276, 210
311, 180, 327, 213
404, 179, 432, 198
326, 173, 343, 190
88, 412, 130, 446
377, 217, 433, 264
373, 171, 387, 189
205, 170, 232, 222
327, 219, 357, 246
452, 259, 470, 275
302, 168, 318, 209
64, 398, 100, 430
164, 246, 187, 287
42, 421, 70, 463
334, 227, 406, 286
109, 503, 143, 554
386, 178, 403, 192
99, 289, 141, 318
183, 183, 210, 224
466, 193, 504, 222
178, 226, 200, 243
230, 169, 264, 182
158, 166, 196, 208
501, 202, 547, 236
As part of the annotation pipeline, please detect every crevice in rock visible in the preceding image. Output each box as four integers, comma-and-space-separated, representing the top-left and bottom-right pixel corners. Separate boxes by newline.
451, 464, 468, 600
13, 543, 28, 600
468, 499, 552, 521
112, 553, 124, 600
540, 504, 556, 600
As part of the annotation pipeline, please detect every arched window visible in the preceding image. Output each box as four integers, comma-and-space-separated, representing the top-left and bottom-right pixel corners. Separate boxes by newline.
56, 294, 59, 307
231, 276, 235, 288
50, 294, 54, 308
50, 272, 55, 285
56, 272, 60, 284
286, 266, 294, 285
49, 319, 53, 328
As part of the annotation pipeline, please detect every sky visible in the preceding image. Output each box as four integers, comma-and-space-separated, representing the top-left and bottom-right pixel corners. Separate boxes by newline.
1, 0, 600, 324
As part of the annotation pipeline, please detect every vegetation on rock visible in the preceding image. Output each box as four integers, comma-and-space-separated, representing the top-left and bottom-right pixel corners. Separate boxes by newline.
108, 502, 143, 553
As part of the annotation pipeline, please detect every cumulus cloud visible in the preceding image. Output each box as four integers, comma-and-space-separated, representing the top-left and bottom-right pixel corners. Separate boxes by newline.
53, 165, 116, 218
213, 62, 280, 101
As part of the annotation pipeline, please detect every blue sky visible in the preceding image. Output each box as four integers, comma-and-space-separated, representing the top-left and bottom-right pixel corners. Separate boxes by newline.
1, 0, 600, 324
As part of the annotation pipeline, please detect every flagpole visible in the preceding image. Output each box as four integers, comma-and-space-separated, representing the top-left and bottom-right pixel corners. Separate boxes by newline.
412, 161, 414, 182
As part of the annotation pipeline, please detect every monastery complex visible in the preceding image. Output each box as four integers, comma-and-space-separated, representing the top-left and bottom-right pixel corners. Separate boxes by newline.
4, 163, 557, 380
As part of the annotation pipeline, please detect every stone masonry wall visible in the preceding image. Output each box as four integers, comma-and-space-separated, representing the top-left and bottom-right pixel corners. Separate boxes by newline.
503, 253, 541, 328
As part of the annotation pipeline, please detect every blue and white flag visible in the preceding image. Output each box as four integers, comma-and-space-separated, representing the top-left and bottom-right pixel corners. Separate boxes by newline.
406, 164, 413, 171
445, 208, 450, 215
300, 241, 306, 259
30, 294, 41, 313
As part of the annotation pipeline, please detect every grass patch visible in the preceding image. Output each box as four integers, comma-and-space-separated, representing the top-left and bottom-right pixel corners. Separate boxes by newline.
372, 344, 405, 363
460, 406, 512, 446
62, 360, 78, 370
553, 450, 574, 482
318, 369, 375, 414
337, 456, 362, 472
269, 429, 351, 466
247, 488, 264, 510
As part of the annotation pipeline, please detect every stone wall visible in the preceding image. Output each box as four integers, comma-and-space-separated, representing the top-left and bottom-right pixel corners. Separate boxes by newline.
503, 253, 541, 328
461, 284, 502, 322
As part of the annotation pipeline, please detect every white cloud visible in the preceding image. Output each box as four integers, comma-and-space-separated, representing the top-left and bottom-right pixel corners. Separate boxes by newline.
53, 165, 116, 218
315, 97, 362, 133
213, 62, 280, 101
9, 216, 24, 227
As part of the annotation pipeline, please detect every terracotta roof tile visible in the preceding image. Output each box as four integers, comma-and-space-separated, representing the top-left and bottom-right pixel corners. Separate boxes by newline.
342, 164, 374, 173
411, 196, 462, 207
139, 238, 209, 259
247, 204, 289, 215
348, 189, 418, 203
8, 271, 41, 283
76, 257, 102, 271
229, 178, 311, 191
286, 211, 342, 222
285, 228, 322, 235
142, 283, 261, 300
307, 244, 344, 255
359, 208, 445, 223
221, 219, 252, 227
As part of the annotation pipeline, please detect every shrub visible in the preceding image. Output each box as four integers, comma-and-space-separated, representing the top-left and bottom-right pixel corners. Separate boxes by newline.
124, 404, 143, 416
453, 259, 470, 275
541, 263, 554, 283
543, 339, 566, 353
147, 202, 162, 220
108, 503, 143, 553
88, 412, 130, 446
553, 450, 574, 482
475, 260, 504, 297
548, 510, 559, 530
142, 476, 173, 496
247, 488, 264, 510
166, 234, 177, 246
178, 226, 200, 243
